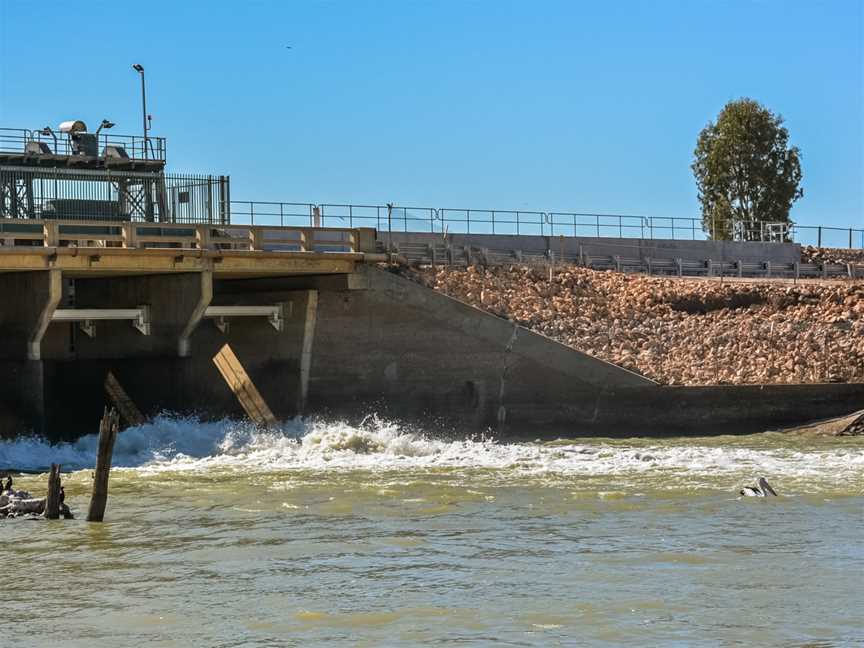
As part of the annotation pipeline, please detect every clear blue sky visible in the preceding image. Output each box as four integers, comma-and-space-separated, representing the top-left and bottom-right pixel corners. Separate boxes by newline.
1, 0, 862, 227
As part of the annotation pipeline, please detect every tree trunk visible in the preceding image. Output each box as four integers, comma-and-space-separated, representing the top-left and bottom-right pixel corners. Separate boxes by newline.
44, 463, 61, 519
87, 408, 120, 522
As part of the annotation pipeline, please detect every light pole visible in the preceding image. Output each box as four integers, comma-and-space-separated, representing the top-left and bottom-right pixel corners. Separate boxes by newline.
131, 63, 148, 159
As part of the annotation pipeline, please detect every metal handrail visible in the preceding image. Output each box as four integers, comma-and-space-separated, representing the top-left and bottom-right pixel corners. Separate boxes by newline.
227, 200, 864, 249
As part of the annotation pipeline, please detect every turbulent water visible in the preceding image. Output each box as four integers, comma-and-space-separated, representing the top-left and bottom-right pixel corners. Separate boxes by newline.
2, 416, 862, 646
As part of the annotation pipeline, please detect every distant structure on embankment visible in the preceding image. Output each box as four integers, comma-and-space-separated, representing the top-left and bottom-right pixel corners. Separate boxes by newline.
0, 121, 861, 440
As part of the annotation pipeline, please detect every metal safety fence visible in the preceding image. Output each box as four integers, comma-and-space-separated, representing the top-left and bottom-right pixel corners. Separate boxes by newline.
229, 200, 864, 250
1, 168, 230, 224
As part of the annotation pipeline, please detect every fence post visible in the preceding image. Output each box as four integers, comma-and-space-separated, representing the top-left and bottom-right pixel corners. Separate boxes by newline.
250, 202, 254, 226
850, 228, 853, 249
818, 226, 822, 247
467, 210, 471, 234
596, 215, 600, 238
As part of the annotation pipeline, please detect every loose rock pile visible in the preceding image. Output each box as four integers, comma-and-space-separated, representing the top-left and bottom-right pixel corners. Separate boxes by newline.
801, 246, 864, 266
405, 264, 864, 385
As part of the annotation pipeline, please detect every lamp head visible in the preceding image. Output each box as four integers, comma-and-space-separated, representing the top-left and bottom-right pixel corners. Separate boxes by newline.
132, 63, 144, 73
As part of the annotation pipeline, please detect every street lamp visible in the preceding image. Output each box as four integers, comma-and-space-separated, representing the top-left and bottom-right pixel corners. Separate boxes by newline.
131, 63, 149, 159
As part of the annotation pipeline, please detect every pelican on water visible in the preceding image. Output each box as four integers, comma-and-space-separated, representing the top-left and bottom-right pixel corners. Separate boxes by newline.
740, 477, 778, 497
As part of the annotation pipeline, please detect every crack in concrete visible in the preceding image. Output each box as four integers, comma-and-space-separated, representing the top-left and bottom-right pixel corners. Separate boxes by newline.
497, 322, 519, 429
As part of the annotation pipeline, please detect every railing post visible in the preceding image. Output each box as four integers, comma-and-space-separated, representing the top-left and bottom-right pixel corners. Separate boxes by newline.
43, 221, 58, 247
279, 203, 284, 227
818, 226, 822, 247
850, 228, 853, 249
596, 215, 600, 238
249, 227, 263, 251
618, 217, 622, 239
467, 210, 471, 234
196, 224, 210, 250
516, 211, 520, 236
250, 202, 255, 226
491, 210, 495, 235
122, 222, 137, 249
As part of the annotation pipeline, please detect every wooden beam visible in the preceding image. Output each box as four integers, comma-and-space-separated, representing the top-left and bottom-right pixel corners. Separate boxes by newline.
213, 343, 278, 427
87, 408, 119, 522
104, 371, 146, 427
44, 463, 61, 520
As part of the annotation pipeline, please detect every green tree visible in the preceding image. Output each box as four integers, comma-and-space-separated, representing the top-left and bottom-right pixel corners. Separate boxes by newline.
692, 98, 803, 241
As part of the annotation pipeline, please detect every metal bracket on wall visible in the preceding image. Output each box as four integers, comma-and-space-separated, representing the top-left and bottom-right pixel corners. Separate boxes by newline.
204, 303, 287, 335
52, 305, 151, 338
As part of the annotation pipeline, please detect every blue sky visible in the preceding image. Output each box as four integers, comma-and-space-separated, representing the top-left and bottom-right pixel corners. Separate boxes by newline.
1, 0, 862, 228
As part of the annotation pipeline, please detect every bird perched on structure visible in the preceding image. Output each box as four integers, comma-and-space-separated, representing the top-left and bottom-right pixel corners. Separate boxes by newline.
740, 476, 778, 497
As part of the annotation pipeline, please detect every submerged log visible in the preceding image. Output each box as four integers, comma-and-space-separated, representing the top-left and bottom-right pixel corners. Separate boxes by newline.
0, 494, 45, 517
44, 463, 62, 519
87, 408, 120, 523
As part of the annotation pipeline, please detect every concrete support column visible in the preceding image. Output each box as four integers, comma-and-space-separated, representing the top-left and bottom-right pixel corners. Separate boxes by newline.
0, 269, 62, 361
73, 269, 213, 358
298, 289, 318, 413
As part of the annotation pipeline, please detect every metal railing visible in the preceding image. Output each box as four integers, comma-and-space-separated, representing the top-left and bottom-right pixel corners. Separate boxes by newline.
230, 200, 864, 249
0, 127, 166, 161
1, 168, 229, 224
0, 219, 370, 254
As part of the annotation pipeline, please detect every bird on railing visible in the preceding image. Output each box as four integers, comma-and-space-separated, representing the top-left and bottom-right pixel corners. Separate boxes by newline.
739, 476, 778, 497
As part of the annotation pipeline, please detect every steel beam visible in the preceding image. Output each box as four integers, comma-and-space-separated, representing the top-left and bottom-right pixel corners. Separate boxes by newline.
204, 304, 286, 334
52, 306, 151, 337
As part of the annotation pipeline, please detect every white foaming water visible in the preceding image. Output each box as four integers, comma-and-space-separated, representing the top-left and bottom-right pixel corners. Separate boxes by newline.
0, 414, 862, 490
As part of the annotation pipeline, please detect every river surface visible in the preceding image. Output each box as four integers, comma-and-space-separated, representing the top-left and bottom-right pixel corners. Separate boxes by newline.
1, 416, 862, 647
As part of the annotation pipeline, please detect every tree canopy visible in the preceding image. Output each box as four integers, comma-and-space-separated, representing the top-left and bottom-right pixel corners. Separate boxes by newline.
692, 98, 802, 241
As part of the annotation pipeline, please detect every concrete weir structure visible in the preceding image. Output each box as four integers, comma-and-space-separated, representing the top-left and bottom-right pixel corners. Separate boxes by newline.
0, 231, 861, 440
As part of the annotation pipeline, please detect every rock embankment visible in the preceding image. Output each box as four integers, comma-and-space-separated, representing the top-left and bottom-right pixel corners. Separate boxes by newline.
405, 265, 864, 386
801, 246, 864, 266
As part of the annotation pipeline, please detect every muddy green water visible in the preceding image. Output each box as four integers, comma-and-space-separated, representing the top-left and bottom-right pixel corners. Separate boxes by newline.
2, 418, 862, 646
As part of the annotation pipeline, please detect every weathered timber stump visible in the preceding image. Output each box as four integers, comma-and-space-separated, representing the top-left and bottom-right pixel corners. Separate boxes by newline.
87, 408, 119, 522
44, 463, 62, 519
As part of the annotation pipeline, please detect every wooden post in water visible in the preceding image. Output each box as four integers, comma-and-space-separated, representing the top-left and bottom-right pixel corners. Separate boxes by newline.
104, 371, 146, 427
213, 343, 278, 427
44, 463, 62, 519
87, 408, 120, 523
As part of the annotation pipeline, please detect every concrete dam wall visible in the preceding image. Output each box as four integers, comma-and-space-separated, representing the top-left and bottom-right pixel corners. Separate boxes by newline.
4, 265, 861, 440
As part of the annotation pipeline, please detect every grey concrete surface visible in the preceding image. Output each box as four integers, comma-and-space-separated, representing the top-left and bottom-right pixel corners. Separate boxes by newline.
385, 231, 802, 264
